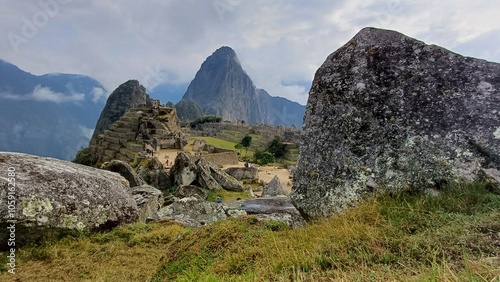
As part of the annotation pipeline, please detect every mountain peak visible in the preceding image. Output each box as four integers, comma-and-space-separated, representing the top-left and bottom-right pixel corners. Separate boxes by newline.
181, 47, 305, 126
89, 79, 150, 146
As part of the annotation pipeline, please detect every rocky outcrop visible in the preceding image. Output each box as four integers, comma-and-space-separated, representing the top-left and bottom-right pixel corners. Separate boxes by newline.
197, 158, 244, 191
90, 80, 150, 147
175, 185, 207, 200
170, 152, 244, 191
170, 152, 197, 186
175, 99, 203, 121
157, 196, 305, 228
103, 160, 145, 187
262, 175, 286, 197
156, 197, 228, 228
292, 27, 500, 219
224, 167, 258, 181
137, 158, 172, 189
132, 185, 164, 222
0, 152, 138, 249
182, 46, 305, 127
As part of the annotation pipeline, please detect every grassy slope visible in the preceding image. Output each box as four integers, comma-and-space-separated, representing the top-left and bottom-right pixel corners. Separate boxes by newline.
189, 136, 256, 158
1, 182, 499, 281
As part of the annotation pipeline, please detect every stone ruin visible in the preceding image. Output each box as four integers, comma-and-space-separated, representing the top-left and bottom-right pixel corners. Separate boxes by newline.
90, 103, 186, 164
191, 138, 239, 166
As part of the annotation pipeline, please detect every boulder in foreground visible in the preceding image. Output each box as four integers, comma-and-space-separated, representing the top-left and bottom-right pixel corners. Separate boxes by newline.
292, 27, 500, 219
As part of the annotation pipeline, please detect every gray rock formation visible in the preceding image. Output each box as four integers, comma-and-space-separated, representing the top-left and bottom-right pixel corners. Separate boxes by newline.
170, 152, 197, 186
229, 196, 306, 227
197, 158, 244, 192
182, 46, 305, 127
0, 152, 138, 248
175, 99, 203, 121
89, 80, 150, 147
137, 158, 172, 189
262, 175, 286, 197
224, 167, 258, 181
156, 196, 305, 228
292, 27, 500, 219
175, 185, 207, 200
103, 160, 145, 187
480, 169, 500, 195
170, 152, 244, 191
132, 184, 164, 222
156, 197, 228, 227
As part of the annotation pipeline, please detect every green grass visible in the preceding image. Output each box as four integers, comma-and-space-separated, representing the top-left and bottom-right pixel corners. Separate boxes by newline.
1, 182, 499, 281
190, 137, 256, 158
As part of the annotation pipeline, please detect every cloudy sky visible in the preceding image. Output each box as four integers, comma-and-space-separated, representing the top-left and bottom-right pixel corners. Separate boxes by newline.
1, 0, 499, 105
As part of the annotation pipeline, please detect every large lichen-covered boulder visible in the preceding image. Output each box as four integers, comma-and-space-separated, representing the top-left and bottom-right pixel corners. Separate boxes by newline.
0, 152, 138, 249
292, 27, 500, 220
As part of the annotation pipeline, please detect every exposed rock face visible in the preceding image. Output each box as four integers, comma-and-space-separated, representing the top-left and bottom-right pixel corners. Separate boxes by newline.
229, 197, 306, 227
90, 80, 150, 146
103, 160, 145, 187
175, 185, 207, 200
262, 175, 286, 197
156, 197, 228, 228
137, 158, 172, 189
175, 99, 203, 121
182, 46, 305, 127
292, 27, 500, 219
132, 184, 164, 222
0, 152, 138, 248
156, 196, 305, 228
170, 152, 244, 191
170, 152, 197, 186
197, 158, 244, 192
224, 167, 258, 181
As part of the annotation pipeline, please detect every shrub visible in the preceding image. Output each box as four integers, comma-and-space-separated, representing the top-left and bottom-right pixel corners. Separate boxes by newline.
254, 150, 275, 165
72, 147, 93, 166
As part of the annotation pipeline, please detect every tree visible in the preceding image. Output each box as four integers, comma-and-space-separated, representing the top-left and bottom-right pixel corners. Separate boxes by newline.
241, 135, 252, 157
234, 143, 243, 155
267, 136, 288, 160
72, 147, 93, 166
254, 150, 275, 165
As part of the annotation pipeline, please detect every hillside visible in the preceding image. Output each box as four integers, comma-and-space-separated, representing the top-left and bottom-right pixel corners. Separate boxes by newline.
0, 59, 106, 160
0, 182, 498, 281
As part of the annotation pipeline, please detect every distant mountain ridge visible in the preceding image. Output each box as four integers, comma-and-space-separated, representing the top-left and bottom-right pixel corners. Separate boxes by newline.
182, 47, 305, 127
0, 59, 106, 160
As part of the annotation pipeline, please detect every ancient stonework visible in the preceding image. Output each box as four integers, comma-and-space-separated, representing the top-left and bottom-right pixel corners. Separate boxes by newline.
292, 27, 500, 219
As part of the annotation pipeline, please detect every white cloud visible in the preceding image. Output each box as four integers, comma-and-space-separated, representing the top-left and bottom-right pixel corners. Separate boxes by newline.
32, 85, 85, 103
79, 125, 94, 139
0, 86, 85, 103
91, 87, 106, 103
1, 0, 499, 104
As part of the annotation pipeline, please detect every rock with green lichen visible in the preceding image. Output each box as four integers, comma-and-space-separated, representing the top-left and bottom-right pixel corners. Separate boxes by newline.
0, 152, 139, 249
292, 27, 500, 220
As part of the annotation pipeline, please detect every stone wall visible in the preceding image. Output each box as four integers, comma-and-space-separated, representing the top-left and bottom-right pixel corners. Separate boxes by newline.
194, 151, 238, 167
90, 106, 184, 165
